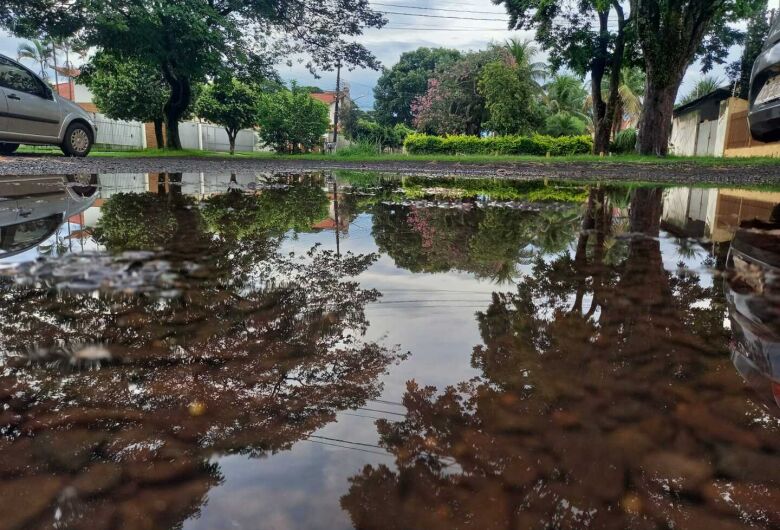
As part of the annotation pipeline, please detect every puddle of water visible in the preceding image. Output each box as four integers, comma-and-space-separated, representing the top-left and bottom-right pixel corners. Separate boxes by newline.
0, 173, 778, 530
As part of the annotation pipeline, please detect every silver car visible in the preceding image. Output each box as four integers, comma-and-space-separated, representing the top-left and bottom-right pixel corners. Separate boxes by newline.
0, 54, 96, 157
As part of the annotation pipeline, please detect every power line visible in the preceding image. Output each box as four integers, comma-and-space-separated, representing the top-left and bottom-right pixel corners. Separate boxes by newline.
378, 10, 509, 22
372, 2, 508, 15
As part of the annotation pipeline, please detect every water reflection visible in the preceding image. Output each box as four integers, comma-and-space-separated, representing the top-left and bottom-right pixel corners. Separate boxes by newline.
0, 174, 401, 529
0, 174, 778, 529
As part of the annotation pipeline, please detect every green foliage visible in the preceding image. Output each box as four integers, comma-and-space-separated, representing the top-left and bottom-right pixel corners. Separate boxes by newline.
543, 112, 587, 137
352, 120, 413, 150
679, 76, 724, 105
258, 85, 330, 154
195, 78, 261, 154
201, 186, 329, 239
404, 133, 593, 156
611, 128, 638, 154
79, 52, 169, 125
373, 47, 462, 126
413, 48, 511, 136
93, 193, 182, 251
478, 61, 538, 135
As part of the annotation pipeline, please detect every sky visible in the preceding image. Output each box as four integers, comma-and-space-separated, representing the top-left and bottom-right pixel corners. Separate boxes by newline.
1, 0, 779, 110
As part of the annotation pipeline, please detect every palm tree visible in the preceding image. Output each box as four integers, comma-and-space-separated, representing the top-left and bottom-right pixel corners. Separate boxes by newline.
505, 38, 548, 90
679, 76, 724, 106
584, 67, 645, 137
543, 74, 589, 121
17, 39, 52, 80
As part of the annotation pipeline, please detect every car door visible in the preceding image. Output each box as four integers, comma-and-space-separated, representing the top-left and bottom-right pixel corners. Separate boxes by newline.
0, 89, 8, 136
0, 57, 61, 140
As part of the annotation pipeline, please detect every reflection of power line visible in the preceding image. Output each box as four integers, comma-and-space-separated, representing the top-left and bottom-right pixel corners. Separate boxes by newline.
357, 406, 408, 417
378, 10, 509, 21
302, 438, 391, 457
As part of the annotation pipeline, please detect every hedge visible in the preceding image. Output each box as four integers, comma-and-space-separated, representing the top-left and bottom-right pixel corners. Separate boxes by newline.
404, 133, 593, 156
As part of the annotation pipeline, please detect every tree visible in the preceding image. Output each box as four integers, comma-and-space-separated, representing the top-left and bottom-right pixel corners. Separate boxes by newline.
478, 60, 538, 135
729, 1, 772, 100
413, 48, 509, 136
504, 37, 548, 91
16, 39, 51, 79
373, 47, 462, 126
497, 1, 633, 155
258, 85, 330, 154
543, 74, 589, 119
630, 0, 765, 155
679, 76, 724, 105
544, 111, 587, 137
195, 78, 261, 155
79, 52, 170, 147
1, 1, 386, 149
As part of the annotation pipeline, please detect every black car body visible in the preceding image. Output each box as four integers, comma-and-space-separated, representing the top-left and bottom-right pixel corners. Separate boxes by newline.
749, 15, 780, 142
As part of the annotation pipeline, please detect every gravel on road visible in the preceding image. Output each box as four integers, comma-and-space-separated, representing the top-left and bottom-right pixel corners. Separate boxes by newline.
1, 154, 779, 185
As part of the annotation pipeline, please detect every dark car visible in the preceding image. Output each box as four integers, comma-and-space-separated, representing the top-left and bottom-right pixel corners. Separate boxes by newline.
749, 15, 780, 141
726, 223, 780, 413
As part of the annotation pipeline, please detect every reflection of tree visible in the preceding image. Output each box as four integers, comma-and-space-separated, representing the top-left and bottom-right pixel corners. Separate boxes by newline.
0, 179, 401, 530
372, 204, 581, 282
343, 187, 775, 530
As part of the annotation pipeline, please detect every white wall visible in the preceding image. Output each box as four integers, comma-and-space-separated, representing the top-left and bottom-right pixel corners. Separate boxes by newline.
92, 113, 145, 149
669, 111, 700, 156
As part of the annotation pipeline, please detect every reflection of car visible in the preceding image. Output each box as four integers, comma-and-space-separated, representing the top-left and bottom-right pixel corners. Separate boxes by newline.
750, 15, 780, 141
0, 54, 96, 157
726, 226, 780, 411
0, 175, 99, 259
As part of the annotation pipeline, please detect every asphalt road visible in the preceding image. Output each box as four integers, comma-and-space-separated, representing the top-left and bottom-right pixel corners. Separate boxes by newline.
1, 154, 779, 185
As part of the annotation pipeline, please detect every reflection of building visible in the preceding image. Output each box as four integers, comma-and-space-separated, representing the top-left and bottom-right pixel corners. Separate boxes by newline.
662, 187, 780, 243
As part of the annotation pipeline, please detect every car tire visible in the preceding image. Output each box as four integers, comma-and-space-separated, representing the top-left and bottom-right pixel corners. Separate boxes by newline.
0, 143, 20, 155
61, 122, 93, 157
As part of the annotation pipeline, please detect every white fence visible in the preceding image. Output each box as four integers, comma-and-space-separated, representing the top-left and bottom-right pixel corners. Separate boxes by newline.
93, 113, 144, 150
88, 112, 259, 153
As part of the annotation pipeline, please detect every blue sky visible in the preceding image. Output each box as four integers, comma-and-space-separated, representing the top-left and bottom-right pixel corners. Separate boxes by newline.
1, 0, 778, 110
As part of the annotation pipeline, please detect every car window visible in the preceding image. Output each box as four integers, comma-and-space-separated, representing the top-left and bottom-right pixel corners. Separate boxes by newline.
0, 57, 43, 95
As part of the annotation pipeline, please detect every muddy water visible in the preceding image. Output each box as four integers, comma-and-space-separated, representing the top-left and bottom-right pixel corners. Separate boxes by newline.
0, 173, 778, 530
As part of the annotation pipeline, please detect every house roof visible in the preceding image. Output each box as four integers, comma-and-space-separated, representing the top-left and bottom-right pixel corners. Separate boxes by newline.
52, 82, 75, 100
310, 92, 338, 105
673, 86, 733, 117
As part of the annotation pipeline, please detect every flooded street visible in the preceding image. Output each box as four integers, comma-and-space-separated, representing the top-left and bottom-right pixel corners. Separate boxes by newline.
0, 173, 778, 530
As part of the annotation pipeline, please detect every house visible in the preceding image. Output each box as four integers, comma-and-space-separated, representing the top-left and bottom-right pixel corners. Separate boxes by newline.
309, 91, 340, 127
670, 87, 780, 158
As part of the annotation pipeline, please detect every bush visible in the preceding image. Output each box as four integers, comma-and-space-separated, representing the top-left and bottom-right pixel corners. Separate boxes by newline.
336, 140, 381, 157
352, 120, 413, 150
404, 133, 593, 156
611, 128, 637, 154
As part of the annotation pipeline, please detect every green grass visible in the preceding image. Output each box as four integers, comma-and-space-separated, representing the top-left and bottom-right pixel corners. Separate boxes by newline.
16, 145, 780, 166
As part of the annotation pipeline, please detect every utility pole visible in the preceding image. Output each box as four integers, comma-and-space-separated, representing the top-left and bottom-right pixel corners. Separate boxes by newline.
332, 60, 341, 147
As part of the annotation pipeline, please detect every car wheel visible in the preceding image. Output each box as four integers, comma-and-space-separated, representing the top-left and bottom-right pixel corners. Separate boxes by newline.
0, 143, 20, 155
61, 123, 93, 157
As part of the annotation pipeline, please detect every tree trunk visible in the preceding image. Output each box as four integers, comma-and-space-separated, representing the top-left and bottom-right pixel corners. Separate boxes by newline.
227, 129, 237, 155
591, 6, 626, 155
153, 118, 164, 149
636, 76, 681, 156
160, 62, 192, 150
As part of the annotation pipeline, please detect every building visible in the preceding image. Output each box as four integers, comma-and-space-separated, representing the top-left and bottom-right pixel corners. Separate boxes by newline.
670, 88, 780, 158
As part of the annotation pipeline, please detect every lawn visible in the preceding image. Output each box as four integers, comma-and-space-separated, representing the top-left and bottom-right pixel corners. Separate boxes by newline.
17, 145, 780, 166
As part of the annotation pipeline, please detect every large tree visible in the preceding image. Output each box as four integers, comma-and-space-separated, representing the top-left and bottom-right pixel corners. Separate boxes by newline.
0, 1, 385, 149
373, 47, 462, 127
630, 0, 764, 155
79, 52, 170, 147
478, 60, 540, 135
497, 0, 633, 155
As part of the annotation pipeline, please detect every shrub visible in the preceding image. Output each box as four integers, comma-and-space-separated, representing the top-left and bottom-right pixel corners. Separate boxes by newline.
611, 128, 637, 154
404, 133, 593, 156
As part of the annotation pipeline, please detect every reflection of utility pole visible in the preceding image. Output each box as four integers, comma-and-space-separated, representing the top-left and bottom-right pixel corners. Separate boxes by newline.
332, 60, 341, 147
333, 179, 340, 257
